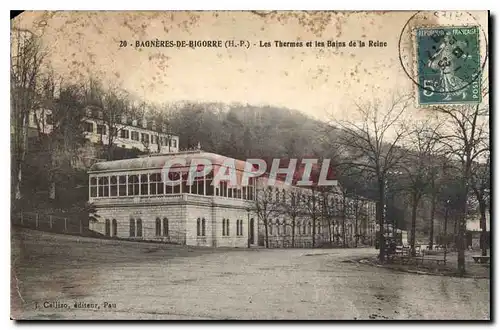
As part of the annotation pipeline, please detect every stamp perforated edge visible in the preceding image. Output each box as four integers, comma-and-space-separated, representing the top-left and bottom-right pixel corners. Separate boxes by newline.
410, 24, 485, 108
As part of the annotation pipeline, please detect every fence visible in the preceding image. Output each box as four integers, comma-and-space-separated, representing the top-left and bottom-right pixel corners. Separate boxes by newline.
12, 211, 87, 236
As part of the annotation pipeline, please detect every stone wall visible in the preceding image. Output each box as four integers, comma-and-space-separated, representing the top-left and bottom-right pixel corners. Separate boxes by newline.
90, 194, 257, 248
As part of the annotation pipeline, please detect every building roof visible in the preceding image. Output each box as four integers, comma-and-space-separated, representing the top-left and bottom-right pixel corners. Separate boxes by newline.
88, 150, 340, 191
88, 151, 252, 173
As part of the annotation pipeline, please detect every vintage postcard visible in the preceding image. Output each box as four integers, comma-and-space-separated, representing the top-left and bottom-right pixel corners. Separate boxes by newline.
10, 10, 490, 320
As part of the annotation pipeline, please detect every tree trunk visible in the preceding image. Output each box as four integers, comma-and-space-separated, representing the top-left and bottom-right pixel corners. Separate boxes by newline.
429, 193, 436, 250
444, 205, 449, 246
479, 201, 487, 257
377, 179, 385, 262
457, 181, 468, 276
312, 214, 316, 248
328, 218, 333, 244
354, 207, 359, 248
15, 113, 29, 201
410, 195, 418, 257
264, 217, 269, 248
342, 213, 346, 248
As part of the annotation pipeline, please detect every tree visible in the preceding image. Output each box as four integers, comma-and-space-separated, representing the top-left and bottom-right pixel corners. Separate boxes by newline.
253, 183, 279, 248
470, 154, 490, 256
303, 187, 322, 247
84, 79, 131, 160
11, 28, 46, 202
436, 100, 489, 275
279, 189, 299, 247
401, 120, 442, 256
331, 95, 410, 261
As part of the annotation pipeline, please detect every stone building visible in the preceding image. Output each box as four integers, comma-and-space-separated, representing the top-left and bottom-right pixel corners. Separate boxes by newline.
88, 149, 378, 248
259, 185, 377, 248
27, 106, 180, 169
88, 150, 258, 247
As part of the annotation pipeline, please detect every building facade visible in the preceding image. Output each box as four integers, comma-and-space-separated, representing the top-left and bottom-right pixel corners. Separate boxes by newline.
88, 149, 378, 248
258, 186, 377, 248
27, 107, 180, 155
88, 151, 258, 247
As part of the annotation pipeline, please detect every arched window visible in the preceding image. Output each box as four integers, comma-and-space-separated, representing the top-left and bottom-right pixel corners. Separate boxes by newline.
163, 218, 169, 236
222, 218, 226, 236
308, 222, 312, 235
201, 218, 206, 236
277, 219, 281, 236
318, 223, 322, 235
303, 222, 307, 235
269, 220, 273, 235
155, 218, 161, 236
197, 218, 201, 236
129, 218, 135, 237
112, 219, 117, 237
105, 219, 110, 236
136, 218, 143, 237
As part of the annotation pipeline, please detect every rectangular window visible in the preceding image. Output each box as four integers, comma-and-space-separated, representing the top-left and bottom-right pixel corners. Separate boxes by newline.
141, 133, 149, 144
119, 175, 127, 196
131, 131, 139, 141
120, 129, 130, 139
85, 122, 94, 133
128, 175, 140, 195
110, 176, 118, 196
248, 178, 254, 200
222, 182, 228, 197
172, 139, 177, 148
98, 177, 109, 197
97, 124, 107, 135
196, 178, 204, 195
140, 174, 148, 195
149, 173, 158, 195
90, 177, 97, 197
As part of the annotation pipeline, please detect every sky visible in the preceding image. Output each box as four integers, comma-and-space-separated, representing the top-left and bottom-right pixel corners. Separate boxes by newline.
12, 11, 489, 122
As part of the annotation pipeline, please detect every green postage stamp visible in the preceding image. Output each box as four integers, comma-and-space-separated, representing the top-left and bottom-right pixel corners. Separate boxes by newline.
416, 26, 482, 105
